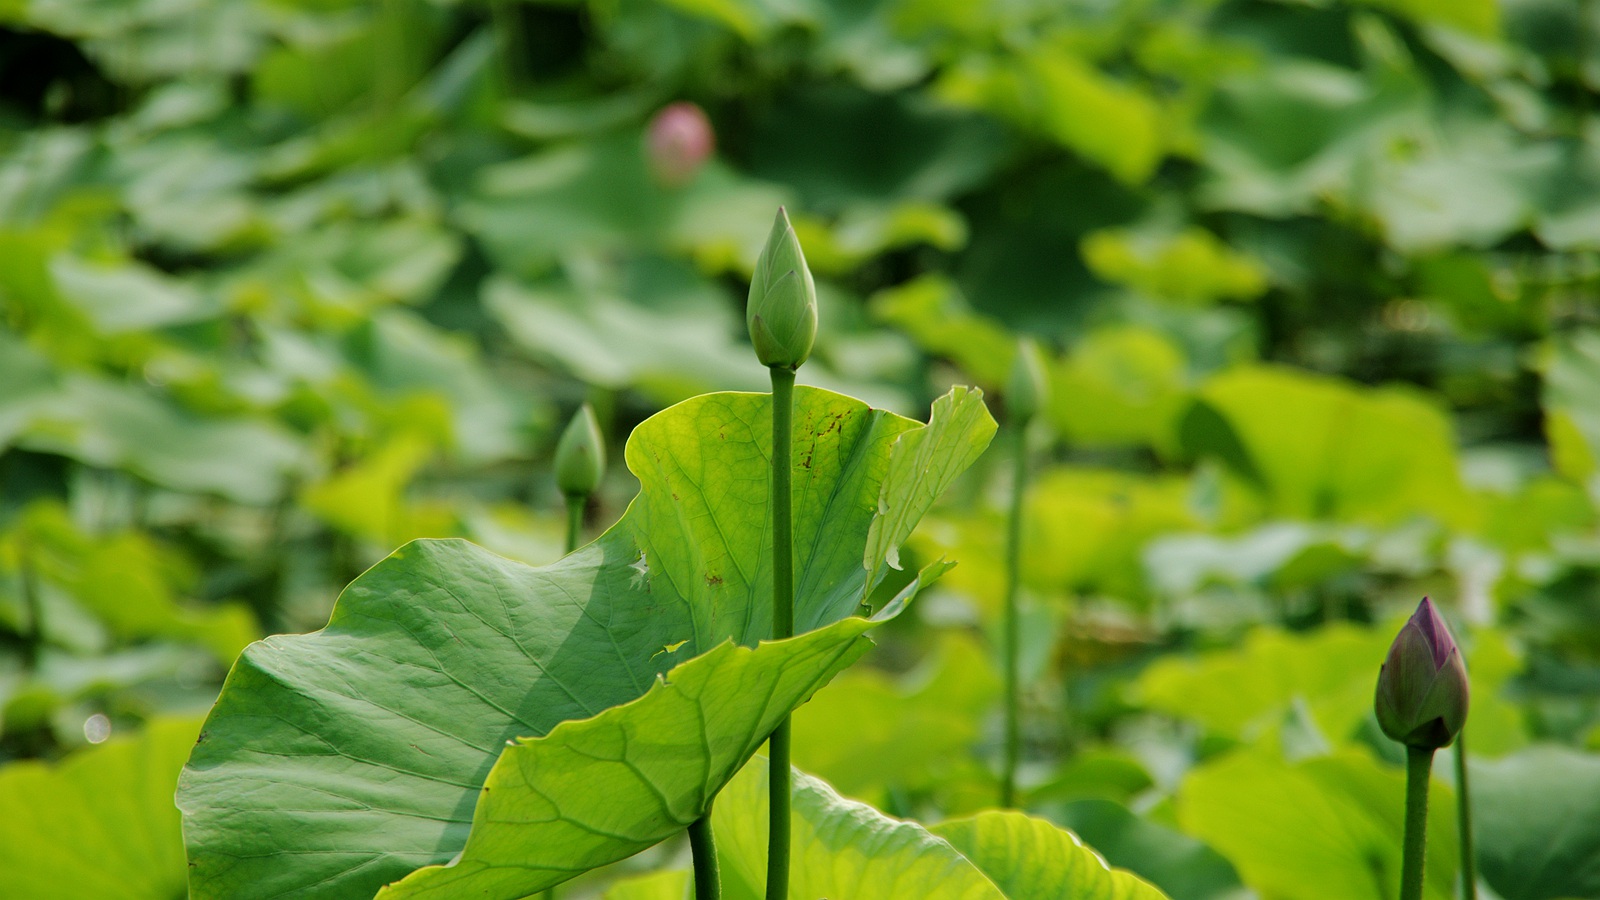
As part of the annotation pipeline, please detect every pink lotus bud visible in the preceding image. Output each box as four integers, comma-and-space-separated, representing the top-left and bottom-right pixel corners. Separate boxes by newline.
1375, 597, 1470, 750
645, 102, 714, 188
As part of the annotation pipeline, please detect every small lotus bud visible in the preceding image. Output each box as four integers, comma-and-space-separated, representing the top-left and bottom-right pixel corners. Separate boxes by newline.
645, 102, 714, 188
746, 207, 817, 371
1007, 338, 1049, 422
1375, 597, 1469, 750
554, 404, 605, 498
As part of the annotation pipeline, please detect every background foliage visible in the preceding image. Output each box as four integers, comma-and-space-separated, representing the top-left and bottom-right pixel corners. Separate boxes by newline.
1, 0, 1599, 896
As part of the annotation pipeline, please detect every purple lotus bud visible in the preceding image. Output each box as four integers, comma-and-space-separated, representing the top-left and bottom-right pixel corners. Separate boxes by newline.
1375, 597, 1469, 750
645, 102, 714, 188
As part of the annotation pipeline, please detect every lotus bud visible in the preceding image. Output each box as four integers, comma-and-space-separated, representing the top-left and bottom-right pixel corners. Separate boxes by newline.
746, 206, 817, 371
554, 404, 605, 499
1007, 338, 1049, 422
645, 102, 714, 188
1375, 597, 1469, 750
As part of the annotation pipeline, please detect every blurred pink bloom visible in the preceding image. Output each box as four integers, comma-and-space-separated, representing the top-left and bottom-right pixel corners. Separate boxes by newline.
646, 102, 714, 188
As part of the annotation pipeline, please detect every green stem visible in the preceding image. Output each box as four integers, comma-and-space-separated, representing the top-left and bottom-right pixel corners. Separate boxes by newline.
690, 806, 722, 900
766, 366, 795, 900
1455, 734, 1477, 900
1401, 746, 1436, 900
1000, 420, 1027, 808
564, 495, 586, 555
19, 540, 41, 673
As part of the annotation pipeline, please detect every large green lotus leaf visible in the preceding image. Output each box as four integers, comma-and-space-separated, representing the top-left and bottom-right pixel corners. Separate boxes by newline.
0, 332, 305, 505
484, 273, 765, 402
1177, 750, 1458, 900
0, 716, 201, 899
741, 84, 1011, 209
344, 311, 530, 467
932, 810, 1168, 900
1473, 745, 1600, 900
1080, 227, 1267, 307
913, 467, 1194, 614
1540, 329, 1600, 484
602, 870, 691, 900
178, 386, 995, 899
869, 274, 1015, 387
1047, 325, 1189, 452
1365, 120, 1553, 254
791, 633, 998, 804
27, 373, 307, 506
1136, 624, 1396, 743
1180, 365, 1470, 525
50, 255, 214, 334
378, 575, 939, 899
935, 49, 1162, 185
12, 502, 259, 664
9, 0, 267, 84
1052, 798, 1248, 900
1197, 59, 1428, 218
460, 133, 786, 281
715, 754, 1002, 900
713, 756, 1168, 899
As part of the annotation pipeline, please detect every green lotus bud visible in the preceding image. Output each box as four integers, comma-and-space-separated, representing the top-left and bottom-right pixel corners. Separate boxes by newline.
1007, 338, 1049, 422
746, 206, 817, 371
1375, 597, 1469, 750
554, 403, 605, 498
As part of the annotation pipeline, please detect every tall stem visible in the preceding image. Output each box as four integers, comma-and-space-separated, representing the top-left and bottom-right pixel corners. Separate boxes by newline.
564, 495, 586, 555
769, 368, 796, 642
19, 540, 41, 673
690, 804, 722, 900
766, 366, 796, 900
1454, 734, 1476, 900
1401, 746, 1435, 900
1000, 421, 1027, 807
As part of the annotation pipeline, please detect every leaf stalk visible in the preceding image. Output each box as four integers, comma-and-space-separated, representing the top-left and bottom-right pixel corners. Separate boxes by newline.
690, 805, 722, 900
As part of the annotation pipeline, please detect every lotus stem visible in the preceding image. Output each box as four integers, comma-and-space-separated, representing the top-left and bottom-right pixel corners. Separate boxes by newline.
690, 805, 722, 900
1455, 733, 1476, 900
565, 495, 585, 555
1000, 420, 1026, 807
1401, 746, 1435, 900
766, 366, 796, 900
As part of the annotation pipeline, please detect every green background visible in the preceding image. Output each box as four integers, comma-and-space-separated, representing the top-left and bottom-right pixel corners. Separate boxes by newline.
1, 0, 1599, 896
